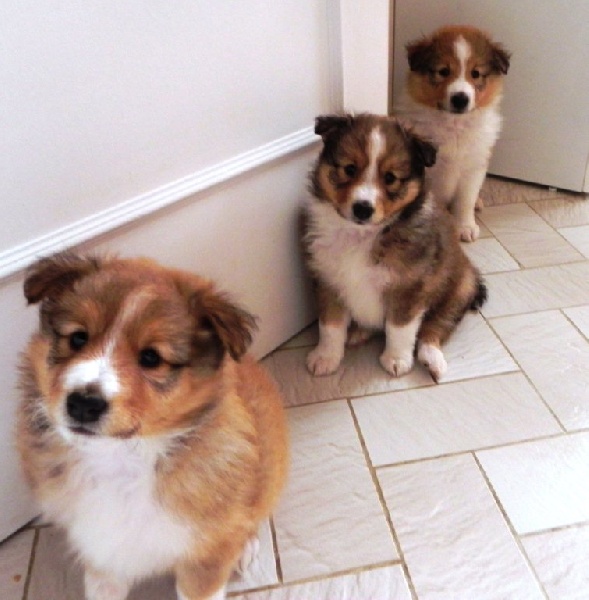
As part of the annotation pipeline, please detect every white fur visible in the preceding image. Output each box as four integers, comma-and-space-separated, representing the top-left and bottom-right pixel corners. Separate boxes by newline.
351, 128, 385, 210
63, 355, 120, 398
396, 35, 504, 242
380, 315, 423, 377
417, 342, 447, 381
306, 319, 349, 376
41, 435, 193, 589
445, 36, 475, 112
305, 201, 393, 329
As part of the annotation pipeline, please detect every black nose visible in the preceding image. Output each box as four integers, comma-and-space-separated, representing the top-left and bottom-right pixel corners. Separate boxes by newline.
450, 92, 469, 112
352, 201, 375, 222
66, 391, 108, 424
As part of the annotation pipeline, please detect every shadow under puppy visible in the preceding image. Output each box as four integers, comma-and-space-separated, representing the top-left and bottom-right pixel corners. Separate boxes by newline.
17, 253, 288, 600
304, 113, 487, 382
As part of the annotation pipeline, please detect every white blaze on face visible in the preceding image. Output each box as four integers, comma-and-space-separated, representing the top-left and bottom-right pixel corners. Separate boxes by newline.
63, 353, 121, 399
446, 35, 475, 112
352, 127, 385, 210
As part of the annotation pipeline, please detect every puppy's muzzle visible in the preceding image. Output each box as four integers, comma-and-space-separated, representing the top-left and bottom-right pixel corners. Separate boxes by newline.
352, 200, 375, 223
66, 390, 109, 425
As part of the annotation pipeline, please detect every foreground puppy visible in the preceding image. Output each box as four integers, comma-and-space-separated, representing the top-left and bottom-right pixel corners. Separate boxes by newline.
395, 25, 510, 241
304, 113, 486, 381
17, 253, 288, 600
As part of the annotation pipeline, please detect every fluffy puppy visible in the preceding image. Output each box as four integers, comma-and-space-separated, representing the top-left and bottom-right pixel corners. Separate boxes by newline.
395, 25, 510, 241
17, 253, 288, 600
304, 113, 486, 381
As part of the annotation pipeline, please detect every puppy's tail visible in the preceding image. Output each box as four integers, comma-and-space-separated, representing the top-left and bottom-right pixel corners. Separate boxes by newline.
469, 274, 488, 311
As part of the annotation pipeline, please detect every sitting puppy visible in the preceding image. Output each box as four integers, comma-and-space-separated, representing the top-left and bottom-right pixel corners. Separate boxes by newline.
17, 253, 288, 600
395, 25, 510, 242
304, 113, 486, 381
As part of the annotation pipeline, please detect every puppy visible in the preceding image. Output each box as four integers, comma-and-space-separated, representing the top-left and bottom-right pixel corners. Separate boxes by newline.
16, 253, 288, 600
395, 25, 510, 242
304, 113, 486, 381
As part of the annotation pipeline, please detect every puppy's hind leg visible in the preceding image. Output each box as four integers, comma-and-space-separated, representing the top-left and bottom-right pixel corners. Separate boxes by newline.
84, 569, 130, 600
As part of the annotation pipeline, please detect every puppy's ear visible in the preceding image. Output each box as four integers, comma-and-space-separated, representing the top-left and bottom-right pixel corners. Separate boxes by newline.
411, 134, 437, 168
490, 42, 510, 75
24, 253, 102, 304
191, 288, 257, 362
406, 38, 435, 73
314, 114, 353, 140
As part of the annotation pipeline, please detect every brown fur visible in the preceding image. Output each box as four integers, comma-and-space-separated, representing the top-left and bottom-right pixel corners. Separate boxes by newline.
17, 253, 288, 600
304, 113, 486, 380
406, 25, 510, 111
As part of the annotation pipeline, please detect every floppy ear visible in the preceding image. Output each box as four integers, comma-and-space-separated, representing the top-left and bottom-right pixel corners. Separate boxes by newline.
406, 37, 435, 73
314, 114, 354, 140
411, 134, 437, 169
490, 42, 510, 75
24, 252, 102, 304
191, 287, 257, 362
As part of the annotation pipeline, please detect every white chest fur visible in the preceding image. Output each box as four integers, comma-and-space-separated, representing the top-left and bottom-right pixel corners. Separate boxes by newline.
306, 201, 391, 329
44, 436, 193, 581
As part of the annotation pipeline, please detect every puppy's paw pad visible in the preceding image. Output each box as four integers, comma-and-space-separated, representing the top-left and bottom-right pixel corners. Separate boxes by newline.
418, 343, 447, 382
458, 223, 480, 243
380, 352, 413, 377
236, 536, 260, 575
347, 327, 373, 347
306, 348, 342, 376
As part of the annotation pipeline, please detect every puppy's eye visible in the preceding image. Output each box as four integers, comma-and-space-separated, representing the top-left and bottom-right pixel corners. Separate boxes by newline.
471, 68, 481, 79
343, 164, 357, 178
438, 67, 450, 78
139, 348, 163, 369
384, 172, 397, 185
69, 331, 89, 352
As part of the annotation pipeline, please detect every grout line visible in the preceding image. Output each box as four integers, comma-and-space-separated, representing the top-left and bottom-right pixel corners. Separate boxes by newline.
520, 519, 589, 539
472, 453, 550, 600
560, 308, 589, 344
21, 528, 39, 600
268, 516, 283, 585
372, 429, 587, 472
347, 399, 419, 600
226, 559, 404, 597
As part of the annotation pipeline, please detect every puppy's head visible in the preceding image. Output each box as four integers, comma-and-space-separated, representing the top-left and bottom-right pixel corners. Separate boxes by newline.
23, 253, 256, 440
405, 25, 510, 114
311, 113, 436, 225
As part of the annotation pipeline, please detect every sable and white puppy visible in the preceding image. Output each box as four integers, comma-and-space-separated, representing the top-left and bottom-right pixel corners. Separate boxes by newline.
395, 25, 510, 242
304, 113, 486, 381
17, 253, 288, 600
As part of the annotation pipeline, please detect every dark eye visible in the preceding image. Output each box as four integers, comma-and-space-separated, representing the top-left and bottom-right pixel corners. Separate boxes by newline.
471, 68, 481, 79
384, 172, 397, 185
343, 164, 357, 178
438, 67, 450, 78
139, 348, 163, 369
69, 331, 88, 352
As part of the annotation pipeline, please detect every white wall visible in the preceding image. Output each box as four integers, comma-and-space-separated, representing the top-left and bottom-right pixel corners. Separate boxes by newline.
0, 0, 342, 540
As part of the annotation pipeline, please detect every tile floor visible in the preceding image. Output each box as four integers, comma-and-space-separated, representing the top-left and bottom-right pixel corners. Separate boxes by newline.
3, 177, 589, 599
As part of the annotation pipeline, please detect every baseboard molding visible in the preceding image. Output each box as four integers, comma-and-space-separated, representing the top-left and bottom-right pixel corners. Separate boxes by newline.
0, 126, 318, 282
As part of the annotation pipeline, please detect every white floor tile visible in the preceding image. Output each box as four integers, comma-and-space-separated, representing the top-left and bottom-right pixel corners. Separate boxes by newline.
274, 401, 397, 582
263, 339, 434, 407
278, 323, 317, 350
481, 261, 589, 318
491, 310, 589, 430
0, 528, 34, 600
353, 373, 560, 466
522, 525, 589, 600
462, 237, 520, 273
438, 312, 518, 383
530, 196, 589, 228
478, 203, 583, 267
476, 433, 589, 535
378, 455, 543, 600
564, 304, 589, 338
559, 224, 589, 258
233, 564, 412, 600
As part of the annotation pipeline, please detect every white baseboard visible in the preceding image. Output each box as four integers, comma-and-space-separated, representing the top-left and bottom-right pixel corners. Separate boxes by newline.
0, 126, 318, 281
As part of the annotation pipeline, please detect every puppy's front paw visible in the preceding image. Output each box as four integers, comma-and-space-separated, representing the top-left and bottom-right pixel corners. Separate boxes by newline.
306, 347, 342, 376
379, 351, 413, 377
85, 571, 129, 600
236, 535, 260, 575
458, 222, 480, 243
417, 343, 447, 382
